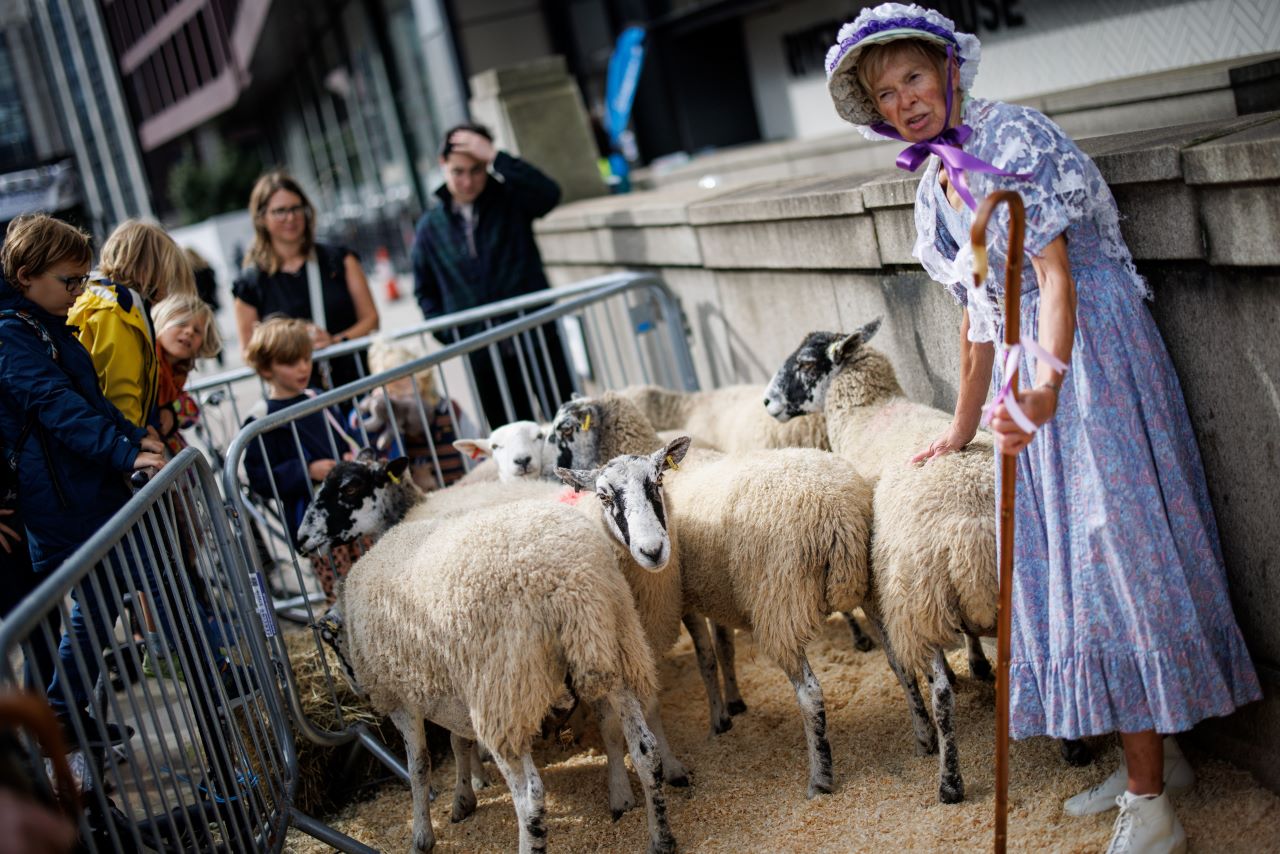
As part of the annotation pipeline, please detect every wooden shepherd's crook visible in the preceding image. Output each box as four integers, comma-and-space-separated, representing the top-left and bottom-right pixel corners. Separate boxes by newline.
969, 189, 1026, 854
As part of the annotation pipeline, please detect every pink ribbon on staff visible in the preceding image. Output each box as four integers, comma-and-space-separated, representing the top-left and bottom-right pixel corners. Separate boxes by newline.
980, 339, 1070, 435
872, 46, 1031, 211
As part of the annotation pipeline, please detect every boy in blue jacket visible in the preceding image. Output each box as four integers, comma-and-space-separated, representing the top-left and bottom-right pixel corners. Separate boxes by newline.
242, 317, 356, 538
0, 215, 167, 734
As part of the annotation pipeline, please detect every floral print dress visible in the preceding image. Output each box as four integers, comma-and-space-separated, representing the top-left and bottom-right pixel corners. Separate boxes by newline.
916, 98, 1261, 740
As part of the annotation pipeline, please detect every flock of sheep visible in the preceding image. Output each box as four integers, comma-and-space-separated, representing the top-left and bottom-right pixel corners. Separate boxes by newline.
293, 318, 1090, 853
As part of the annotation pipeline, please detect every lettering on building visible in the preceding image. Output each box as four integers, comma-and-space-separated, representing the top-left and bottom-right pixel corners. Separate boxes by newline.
784, 1, 1026, 79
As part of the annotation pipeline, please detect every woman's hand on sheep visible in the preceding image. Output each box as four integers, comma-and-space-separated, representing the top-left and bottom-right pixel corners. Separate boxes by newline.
309, 459, 338, 482
0, 509, 21, 554
989, 387, 1057, 456
909, 425, 975, 465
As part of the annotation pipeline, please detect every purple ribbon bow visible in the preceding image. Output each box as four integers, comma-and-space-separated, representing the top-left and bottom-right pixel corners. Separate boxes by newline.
872, 47, 1030, 210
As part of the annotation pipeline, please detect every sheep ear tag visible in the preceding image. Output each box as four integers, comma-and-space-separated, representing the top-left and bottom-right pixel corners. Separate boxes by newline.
581, 412, 592, 432
665, 454, 680, 471
468, 447, 483, 461
387, 470, 401, 485
826, 340, 841, 362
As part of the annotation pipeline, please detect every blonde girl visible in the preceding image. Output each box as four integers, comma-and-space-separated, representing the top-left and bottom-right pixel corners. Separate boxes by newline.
151, 293, 222, 453
70, 220, 197, 428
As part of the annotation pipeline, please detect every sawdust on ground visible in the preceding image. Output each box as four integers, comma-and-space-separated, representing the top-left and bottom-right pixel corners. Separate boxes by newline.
284, 615, 1280, 852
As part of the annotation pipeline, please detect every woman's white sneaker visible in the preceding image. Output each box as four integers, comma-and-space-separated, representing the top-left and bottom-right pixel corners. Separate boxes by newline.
1104, 790, 1187, 854
1064, 738, 1195, 817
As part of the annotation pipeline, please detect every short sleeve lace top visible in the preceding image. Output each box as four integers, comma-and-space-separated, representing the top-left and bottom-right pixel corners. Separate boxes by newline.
912, 98, 1150, 344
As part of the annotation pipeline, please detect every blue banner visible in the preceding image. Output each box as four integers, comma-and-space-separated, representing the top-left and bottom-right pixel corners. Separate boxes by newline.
603, 26, 646, 191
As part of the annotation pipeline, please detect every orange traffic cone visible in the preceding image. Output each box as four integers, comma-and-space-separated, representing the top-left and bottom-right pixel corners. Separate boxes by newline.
375, 246, 402, 302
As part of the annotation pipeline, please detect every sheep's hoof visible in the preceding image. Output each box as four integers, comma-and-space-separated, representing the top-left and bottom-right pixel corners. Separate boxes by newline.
712, 715, 732, 736
854, 636, 876, 653
807, 779, 834, 798
648, 835, 678, 854
451, 792, 477, 823
915, 732, 938, 756
413, 830, 436, 852
667, 772, 690, 788
970, 659, 995, 683
611, 809, 625, 822
938, 776, 965, 804
727, 699, 748, 716
1060, 738, 1093, 767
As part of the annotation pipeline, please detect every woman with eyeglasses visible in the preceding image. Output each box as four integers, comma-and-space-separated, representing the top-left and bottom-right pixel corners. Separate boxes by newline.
232, 172, 379, 390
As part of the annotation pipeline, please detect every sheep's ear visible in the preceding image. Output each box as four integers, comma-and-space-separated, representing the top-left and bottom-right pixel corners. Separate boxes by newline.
356, 447, 380, 465
454, 438, 491, 461
556, 466, 600, 493
652, 435, 691, 472
831, 317, 882, 364
384, 456, 411, 482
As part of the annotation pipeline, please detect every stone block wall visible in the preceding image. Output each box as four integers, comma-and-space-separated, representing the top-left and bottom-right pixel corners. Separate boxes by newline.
535, 111, 1280, 791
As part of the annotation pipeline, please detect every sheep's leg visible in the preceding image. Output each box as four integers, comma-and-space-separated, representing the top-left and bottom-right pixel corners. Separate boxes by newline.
391, 710, 435, 852
593, 698, 637, 819
449, 732, 478, 822
490, 751, 548, 854
611, 688, 678, 854
843, 611, 876, 652
469, 741, 491, 789
712, 622, 747, 715
865, 609, 936, 755
941, 653, 958, 687
780, 653, 834, 798
644, 695, 690, 786
682, 613, 731, 735
926, 648, 964, 803
965, 632, 993, 682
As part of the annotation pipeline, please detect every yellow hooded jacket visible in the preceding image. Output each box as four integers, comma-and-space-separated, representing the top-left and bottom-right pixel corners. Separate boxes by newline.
68, 279, 158, 428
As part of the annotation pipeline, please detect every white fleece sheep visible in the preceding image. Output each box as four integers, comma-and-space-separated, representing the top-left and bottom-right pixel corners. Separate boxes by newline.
619, 383, 830, 453
331, 497, 676, 853
764, 318, 1092, 803
299, 460, 680, 854
555, 406, 875, 798
454, 421, 556, 482
296, 454, 692, 820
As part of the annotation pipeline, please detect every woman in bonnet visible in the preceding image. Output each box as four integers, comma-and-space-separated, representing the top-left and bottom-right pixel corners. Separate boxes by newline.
825, 4, 1259, 852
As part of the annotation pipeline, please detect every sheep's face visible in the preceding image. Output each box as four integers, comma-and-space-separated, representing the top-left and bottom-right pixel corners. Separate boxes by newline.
551, 399, 603, 471
764, 318, 882, 420
454, 421, 551, 481
297, 454, 413, 555
558, 435, 691, 572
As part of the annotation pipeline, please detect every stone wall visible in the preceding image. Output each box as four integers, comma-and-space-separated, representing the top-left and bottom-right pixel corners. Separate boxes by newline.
535, 112, 1280, 791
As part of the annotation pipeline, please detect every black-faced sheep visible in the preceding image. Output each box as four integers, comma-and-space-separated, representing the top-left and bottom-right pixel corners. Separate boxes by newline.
765, 318, 1092, 804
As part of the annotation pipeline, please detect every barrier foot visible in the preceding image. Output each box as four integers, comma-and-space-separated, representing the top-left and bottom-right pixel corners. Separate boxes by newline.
358, 725, 410, 783
291, 808, 379, 854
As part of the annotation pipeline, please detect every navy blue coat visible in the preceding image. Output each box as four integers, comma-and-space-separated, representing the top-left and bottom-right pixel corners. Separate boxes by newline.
0, 276, 146, 574
411, 152, 560, 332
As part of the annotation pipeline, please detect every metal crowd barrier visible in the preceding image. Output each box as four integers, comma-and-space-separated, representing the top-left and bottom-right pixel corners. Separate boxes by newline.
219, 272, 699, 783
187, 271, 698, 624
0, 448, 372, 853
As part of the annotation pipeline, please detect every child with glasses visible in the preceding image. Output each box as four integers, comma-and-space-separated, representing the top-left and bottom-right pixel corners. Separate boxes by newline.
0, 215, 166, 717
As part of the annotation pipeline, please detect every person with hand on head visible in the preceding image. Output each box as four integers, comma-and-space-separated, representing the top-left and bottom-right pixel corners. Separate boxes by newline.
0, 215, 166, 704
826, 5, 1259, 852
411, 123, 575, 429
233, 173, 379, 390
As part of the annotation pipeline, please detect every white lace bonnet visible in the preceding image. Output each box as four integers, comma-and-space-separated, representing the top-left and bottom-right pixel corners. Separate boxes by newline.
825, 3, 982, 140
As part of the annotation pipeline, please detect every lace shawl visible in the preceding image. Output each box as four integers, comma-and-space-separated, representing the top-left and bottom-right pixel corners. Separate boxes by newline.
912, 98, 1150, 343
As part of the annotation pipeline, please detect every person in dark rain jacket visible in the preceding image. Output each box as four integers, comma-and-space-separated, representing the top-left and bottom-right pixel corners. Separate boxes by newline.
411, 123, 575, 429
